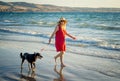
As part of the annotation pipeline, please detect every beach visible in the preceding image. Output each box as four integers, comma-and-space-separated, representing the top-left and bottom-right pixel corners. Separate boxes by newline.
0, 12, 120, 81
0, 37, 120, 81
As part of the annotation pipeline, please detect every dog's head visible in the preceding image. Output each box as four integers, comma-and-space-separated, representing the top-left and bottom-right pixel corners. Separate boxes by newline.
34, 52, 43, 59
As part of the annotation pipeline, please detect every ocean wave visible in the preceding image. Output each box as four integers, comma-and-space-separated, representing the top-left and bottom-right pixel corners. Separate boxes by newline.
28, 21, 56, 27
98, 42, 120, 51
67, 46, 120, 60
77, 22, 120, 31
0, 28, 49, 38
0, 19, 56, 27
0, 27, 119, 52
3, 20, 15, 23
0, 20, 23, 26
95, 23, 120, 30
66, 38, 120, 51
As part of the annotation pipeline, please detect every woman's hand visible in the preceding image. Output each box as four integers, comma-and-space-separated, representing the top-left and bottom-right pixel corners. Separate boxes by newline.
72, 36, 76, 40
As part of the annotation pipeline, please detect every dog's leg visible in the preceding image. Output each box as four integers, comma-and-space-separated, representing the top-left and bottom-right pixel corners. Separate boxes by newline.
30, 63, 33, 70
33, 63, 36, 68
32, 63, 36, 71
21, 59, 25, 69
28, 63, 31, 71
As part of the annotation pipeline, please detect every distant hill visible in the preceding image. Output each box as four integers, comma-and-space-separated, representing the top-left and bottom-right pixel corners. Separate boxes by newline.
0, 1, 120, 12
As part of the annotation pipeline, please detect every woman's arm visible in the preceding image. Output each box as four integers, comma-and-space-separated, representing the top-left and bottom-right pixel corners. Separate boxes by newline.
49, 26, 59, 44
66, 32, 76, 40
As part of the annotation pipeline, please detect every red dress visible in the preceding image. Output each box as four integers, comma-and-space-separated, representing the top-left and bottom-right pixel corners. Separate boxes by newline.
55, 25, 67, 52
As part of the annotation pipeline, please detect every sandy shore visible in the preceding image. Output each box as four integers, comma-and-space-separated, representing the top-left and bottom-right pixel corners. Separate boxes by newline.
0, 39, 120, 81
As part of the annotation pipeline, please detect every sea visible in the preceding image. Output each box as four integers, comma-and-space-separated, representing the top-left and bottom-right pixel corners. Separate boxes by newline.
0, 12, 120, 81
0, 12, 120, 56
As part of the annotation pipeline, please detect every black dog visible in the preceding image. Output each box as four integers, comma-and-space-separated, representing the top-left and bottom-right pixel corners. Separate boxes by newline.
20, 52, 43, 70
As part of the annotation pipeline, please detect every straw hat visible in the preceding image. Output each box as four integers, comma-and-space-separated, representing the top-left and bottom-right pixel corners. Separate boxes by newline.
60, 17, 66, 21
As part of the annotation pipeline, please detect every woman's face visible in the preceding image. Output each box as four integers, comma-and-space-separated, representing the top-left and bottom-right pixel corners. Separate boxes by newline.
60, 20, 66, 25
61, 21, 65, 25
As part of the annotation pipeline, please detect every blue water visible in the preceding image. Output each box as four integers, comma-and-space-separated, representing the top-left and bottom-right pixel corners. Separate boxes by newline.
0, 12, 120, 60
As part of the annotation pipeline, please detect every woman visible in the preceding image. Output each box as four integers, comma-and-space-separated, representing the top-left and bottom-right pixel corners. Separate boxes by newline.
49, 17, 76, 67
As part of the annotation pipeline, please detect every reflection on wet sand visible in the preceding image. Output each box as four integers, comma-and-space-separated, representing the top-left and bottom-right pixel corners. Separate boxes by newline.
20, 68, 36, 81
54, 65, 65, 81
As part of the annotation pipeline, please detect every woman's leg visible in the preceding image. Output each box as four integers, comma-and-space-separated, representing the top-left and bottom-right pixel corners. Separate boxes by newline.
54, 51, 66, 66
54, 52, 62, 63
60, 51, 66, 67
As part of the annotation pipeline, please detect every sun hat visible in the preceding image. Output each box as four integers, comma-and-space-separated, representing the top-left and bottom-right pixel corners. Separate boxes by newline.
60, 17, 66, 21
59, 17, 67, 23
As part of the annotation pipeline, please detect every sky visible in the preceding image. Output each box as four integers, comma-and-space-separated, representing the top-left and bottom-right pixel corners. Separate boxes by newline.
1, 0, 120, 8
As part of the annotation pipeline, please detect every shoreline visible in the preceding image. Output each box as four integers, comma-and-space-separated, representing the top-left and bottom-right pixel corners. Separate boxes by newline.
0, 39, 120, 81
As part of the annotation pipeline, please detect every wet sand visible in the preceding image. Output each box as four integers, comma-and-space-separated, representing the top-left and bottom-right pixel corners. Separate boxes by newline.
0, 40, 120, 81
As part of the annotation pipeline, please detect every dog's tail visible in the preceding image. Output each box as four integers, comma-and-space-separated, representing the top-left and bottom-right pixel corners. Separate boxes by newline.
20, 52, 23, 59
